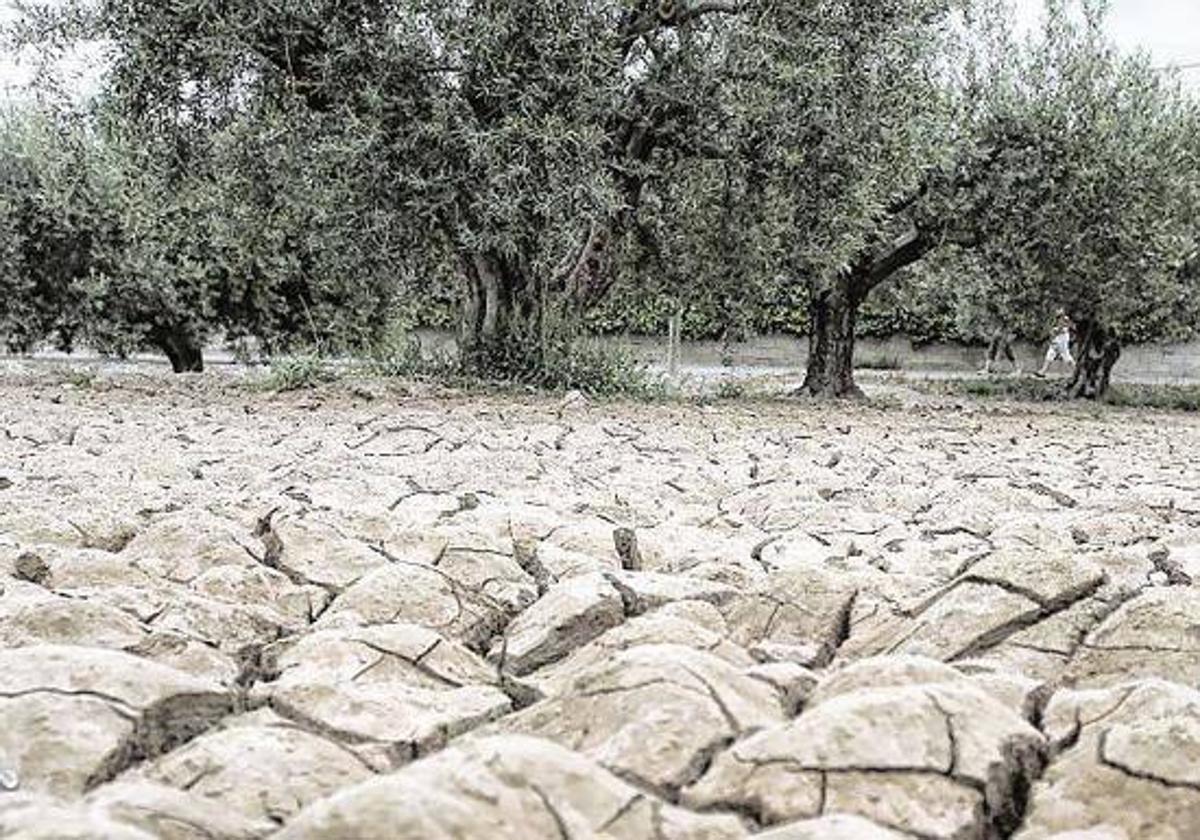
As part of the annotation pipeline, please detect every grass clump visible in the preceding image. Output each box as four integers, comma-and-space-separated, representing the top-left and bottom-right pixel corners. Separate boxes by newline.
715, 378, 748, 399
59, 368, 98, 389
385, 328, 665, 399
1103, 384, 1200, 412
365, 331, 457, 382
930, 374, 1199, 412
262, 353, 339, 392
528, 338, 664, 398
935, 375, 1061, 401
856, 354, 904, 371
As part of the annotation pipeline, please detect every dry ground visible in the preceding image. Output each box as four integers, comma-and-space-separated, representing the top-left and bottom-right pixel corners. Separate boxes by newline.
1, 371, 1199, 839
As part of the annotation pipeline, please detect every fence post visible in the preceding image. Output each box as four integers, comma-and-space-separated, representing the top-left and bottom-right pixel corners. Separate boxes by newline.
667, 312, 682, 382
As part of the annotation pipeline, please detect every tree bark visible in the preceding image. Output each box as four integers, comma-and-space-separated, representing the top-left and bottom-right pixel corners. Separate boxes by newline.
799, 228, 935, 398
153, 327, 205, 373
800, 279, 864, 398
1066, 318, 1120, 399
560, 224, 614, 313
459, 249, 543, 374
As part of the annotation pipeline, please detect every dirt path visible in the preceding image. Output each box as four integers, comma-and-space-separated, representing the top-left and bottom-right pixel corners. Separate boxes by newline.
2, 373, 1199, 838
9, 334, 1200, 390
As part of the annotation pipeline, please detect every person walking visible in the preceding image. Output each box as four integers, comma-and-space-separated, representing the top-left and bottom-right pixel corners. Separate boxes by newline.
1035, 310, 1075, 377
979, 327, 1021, 375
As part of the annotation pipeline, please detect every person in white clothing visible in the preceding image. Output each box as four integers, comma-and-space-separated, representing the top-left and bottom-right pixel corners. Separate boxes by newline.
1036, 311, 1074, 376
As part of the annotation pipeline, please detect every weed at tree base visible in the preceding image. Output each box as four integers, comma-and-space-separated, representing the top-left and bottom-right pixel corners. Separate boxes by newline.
930, 376, 1200, 412
261, 354, 339, 392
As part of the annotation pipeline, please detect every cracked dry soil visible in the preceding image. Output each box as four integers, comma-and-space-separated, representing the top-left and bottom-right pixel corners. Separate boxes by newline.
2, 374, 1200, 839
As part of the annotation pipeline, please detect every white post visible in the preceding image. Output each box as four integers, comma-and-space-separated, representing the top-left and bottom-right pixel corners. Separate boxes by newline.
667, 312, 682, 382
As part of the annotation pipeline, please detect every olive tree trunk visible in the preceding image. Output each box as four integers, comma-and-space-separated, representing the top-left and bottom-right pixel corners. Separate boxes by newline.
799, 229, 935, 398
458, 250, 544, 373
1067, 318, 1121, 399
802, 280, 864, 398
457, 224, 615, 376
153, 326, 205, 373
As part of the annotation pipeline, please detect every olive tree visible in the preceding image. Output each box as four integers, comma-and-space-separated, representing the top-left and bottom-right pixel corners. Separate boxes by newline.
10, 1, 419, 370
734, 0, 1199, 398
720, 0, 964, 396
964, 0, 1200, 396
23, 0, 756, 375
389, 0, 758, 372
0, 105, 117, 354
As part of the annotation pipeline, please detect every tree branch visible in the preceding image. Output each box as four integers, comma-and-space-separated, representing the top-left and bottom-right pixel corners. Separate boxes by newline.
852, 228, 936, 297
621, 0, 748, 49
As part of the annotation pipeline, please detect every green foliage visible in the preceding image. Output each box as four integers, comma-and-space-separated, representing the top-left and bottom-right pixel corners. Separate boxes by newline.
935, 376, 1064, 402
935, 376, 1200, 413
739, 0, 961, 281
0, 105, 118, 353
580, 0, 974, 364
460, 329, 663, 398
581, 255, 970, 346
365, 328, 458, 382
52, 366, 98, 390
0, 97, 405, 364
855, 354, 904, 372
536, 339, 664, 399
25, 0, 754, 375
364, 321, 661, 398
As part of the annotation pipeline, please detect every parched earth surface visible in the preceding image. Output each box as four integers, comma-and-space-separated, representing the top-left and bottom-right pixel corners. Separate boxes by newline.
2, 372, 1200, 839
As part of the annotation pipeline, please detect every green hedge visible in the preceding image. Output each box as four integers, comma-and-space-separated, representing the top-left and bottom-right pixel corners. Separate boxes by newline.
403, 270, 973, 346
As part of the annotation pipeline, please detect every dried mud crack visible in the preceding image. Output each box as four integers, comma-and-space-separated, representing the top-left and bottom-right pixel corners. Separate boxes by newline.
1, 376, 1199, 839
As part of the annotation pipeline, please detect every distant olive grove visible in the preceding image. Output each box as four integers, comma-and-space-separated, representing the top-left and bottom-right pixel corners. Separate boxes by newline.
2, 0, 1198, 398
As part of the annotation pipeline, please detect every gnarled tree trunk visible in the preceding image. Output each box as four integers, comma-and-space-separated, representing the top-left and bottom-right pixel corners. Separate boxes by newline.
1067, 318, 1121, 399
799, 228, 935, 398
152, 326, 204, 373
459, 249, 543, 374
801, 279, 864, 398
458, 224, 619, 376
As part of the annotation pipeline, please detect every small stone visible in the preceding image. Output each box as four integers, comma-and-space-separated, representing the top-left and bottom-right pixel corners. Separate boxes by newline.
13, 553, 50, 586
0, 749, 18, 791
613, 527, 643, 571
751, 642, 823, 668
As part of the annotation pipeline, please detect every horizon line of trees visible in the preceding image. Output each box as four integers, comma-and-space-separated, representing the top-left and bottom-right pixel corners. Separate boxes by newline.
2, 0, 1198, 398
